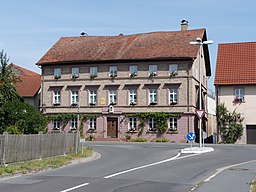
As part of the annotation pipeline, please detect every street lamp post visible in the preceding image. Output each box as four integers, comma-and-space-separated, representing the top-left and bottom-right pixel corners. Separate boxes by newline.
189, 37, 213, 148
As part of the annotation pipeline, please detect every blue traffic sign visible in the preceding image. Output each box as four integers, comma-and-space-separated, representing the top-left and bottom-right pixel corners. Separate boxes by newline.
186, 132, 196, 141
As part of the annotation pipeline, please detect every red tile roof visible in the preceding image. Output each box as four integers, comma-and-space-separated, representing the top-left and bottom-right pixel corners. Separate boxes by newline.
37, 29, 206, 65
11, 65, 41, 97
215, 42, 256, 85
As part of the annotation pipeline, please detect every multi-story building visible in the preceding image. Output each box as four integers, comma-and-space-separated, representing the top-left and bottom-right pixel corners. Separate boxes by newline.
37, 22, 214, 142
215, 42, 256, 144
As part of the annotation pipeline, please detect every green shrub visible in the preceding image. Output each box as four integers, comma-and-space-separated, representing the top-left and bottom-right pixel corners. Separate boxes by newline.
155, 137, 169, 142
131, 137, 148, 142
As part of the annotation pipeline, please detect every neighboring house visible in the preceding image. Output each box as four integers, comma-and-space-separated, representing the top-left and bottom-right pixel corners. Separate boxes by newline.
10, 64, 41, 109
215, 42, 256, 144
206, 89, 217, 143
36, 22, 214, 142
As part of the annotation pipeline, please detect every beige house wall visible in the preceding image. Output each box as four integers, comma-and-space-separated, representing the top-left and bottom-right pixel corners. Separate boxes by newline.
216, 85, 256, 144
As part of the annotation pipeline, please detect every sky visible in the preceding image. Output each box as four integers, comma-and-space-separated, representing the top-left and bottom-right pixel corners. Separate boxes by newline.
1, 0, 256, 91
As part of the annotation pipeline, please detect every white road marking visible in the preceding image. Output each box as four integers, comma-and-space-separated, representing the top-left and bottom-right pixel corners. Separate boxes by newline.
204, 159, 256, 182
60, 182, 89, 192
104, 153, 200, 179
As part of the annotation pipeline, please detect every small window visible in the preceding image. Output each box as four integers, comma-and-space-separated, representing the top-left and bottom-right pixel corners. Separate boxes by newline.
54, 68, 61, 79
234, 88, 244, 102
53, 120, 60, 130
149, 89, 157, 105
129, 117, 137, 131
53, 90, 61, 105
109, 66, 117, 77
89, 90, 97, 105
89, 118, 96, 130
129, 89, 137, 105
169, 88, 178, 104
148, 117, 157, 131
70, 118, 78, 129
109, 90, 117, 105
71, 90, 79, 105
169, 117, 177, 131
169, 64, 178, 77
71, 67, 79, 78
149, 65, 157, 76
90, 67, 98, 79
129, 65, 138, 77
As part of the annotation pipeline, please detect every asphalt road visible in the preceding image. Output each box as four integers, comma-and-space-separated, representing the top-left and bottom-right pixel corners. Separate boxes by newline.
0, 142, 255, 192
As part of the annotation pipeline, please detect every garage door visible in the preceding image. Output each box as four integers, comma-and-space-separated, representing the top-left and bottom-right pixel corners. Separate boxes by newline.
246, 125, 256, 144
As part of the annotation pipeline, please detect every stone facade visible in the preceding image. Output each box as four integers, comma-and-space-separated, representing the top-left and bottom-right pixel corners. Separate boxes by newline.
42, 59, 211, 143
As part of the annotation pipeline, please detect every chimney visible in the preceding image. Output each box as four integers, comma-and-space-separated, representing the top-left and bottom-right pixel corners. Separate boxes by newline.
181, 20, 188, 31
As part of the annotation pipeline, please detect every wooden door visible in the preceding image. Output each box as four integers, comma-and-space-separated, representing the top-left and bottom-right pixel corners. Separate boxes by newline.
107, 118, 118, 138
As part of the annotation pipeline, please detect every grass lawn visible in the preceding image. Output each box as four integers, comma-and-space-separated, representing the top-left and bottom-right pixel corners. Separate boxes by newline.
0, 147, 93, 176
252, 177, 256, 192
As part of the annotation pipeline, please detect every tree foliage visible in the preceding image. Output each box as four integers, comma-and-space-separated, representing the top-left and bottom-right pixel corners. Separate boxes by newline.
217, 103, 244, 143
0, 50, 47, 134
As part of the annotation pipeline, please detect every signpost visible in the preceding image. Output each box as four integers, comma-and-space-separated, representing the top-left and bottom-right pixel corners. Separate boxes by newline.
195, 110, 205, 148
186, 132, 196, 151
80, 138, 86, 154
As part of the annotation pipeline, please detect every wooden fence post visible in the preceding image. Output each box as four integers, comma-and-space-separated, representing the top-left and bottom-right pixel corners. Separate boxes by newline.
38, 131, 43, 160
2, 132, 8, 164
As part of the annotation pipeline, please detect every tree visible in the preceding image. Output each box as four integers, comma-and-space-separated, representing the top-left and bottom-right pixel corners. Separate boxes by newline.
217, 103, 244, 143
0, 50, 21, 102
0, 50, 47, 134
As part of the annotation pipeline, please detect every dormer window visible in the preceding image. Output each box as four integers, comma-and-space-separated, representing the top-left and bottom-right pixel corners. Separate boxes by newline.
109, 66, 117, 78
90, 67, 98, 79
71, 67, 79, 78
129, 65, 138, 77
54, 68, 61, 79
149, 65, 157, 77
169, 64, 178, 77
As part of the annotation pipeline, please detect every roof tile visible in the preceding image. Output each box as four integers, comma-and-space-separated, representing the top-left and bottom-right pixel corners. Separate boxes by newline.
37, 29, 206, 65
215, 42, 256, 85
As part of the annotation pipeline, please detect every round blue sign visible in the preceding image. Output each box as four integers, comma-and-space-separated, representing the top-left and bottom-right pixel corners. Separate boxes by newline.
186, 132, 196, 141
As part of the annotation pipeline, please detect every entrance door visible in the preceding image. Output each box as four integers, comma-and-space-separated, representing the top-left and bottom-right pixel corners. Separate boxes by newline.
247, 125, 256, 144
107, 118, 118, 138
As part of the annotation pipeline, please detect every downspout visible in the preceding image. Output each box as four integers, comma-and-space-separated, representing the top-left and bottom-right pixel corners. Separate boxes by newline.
215, 85, 219, 143
37, 64, 44, 113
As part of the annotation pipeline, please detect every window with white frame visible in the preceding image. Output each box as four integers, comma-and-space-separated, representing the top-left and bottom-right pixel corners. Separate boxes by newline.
169, 117, 177, 131
169, 88, 178, 104
71, 67, 79, 78
109, 66, 117, 77
89, 90, 97, 105
234, 88, 244, 101
70, 118, 77, 129
89, 117, 96, 130
169, 64, 178, 76
129, 89, 137, 105
148, 117, 156, 131
53, 120, 60, 129
149, 65, 157, 76
90, 67, 98, 78
109, 90, 117, 105
129, 65, 138, 77
53, 90, 61, 105
129, 117, 137, 131
54, 68, 61, 78
149, 89, 157, 104
71, 90, 79, 105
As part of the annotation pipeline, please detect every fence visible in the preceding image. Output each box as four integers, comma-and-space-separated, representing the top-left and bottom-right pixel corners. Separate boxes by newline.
0, 132, 80, 164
